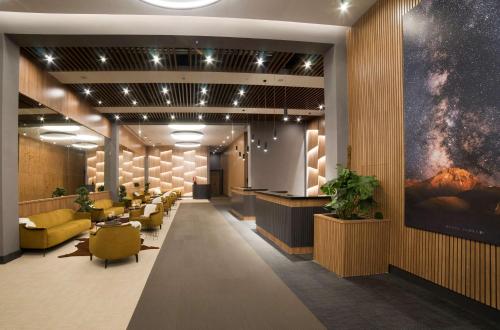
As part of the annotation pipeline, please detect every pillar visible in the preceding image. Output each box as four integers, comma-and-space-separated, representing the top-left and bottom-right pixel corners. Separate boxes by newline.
104, 123, 120, 201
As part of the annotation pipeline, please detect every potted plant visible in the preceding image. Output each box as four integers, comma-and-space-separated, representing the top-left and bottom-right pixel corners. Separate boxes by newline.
52, 187, 66, 198
97, 185, 105, 192
313, 166, 390, 277
144, 182, 150, 194
74, 186, 94, 219
119, 185, 131, 208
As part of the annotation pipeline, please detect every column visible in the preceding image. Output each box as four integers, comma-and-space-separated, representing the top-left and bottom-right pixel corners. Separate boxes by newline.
0, 34, 21, 263
324, 43, 349, 180
104, 122, 120, 201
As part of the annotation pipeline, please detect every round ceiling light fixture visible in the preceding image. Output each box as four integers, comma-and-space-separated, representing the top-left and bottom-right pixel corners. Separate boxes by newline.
175, 142, 201, 148
72, 142, 98, 149
41, 125, 80, 132
171, 131, 204, 141
75, 134, 101, 142
140, 0, 220, 9
168, 124, 206, 130
40, 132, 76, 141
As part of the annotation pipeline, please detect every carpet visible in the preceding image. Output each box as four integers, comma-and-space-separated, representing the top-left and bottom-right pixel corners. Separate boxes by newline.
58, 238, 159, 258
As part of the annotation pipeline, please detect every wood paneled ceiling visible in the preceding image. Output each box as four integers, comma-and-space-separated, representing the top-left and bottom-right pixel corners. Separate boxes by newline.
22, 46, 325, 123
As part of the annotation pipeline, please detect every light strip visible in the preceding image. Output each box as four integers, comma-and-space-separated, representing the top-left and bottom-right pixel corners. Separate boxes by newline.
140, 0, 220, 9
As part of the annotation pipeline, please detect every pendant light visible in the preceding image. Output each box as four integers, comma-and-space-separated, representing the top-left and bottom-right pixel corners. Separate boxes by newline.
283, 86, 289, 122
264, 142, 268, 153
257, 139, 261, 149
273, 86, 278, 140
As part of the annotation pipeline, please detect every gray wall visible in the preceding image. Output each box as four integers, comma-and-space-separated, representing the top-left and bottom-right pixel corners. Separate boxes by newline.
249, 122, 305, 195
209, 153, 222, 170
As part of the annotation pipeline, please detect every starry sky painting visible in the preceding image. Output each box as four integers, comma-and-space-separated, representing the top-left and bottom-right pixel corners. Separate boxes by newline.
403, 0, 500, 245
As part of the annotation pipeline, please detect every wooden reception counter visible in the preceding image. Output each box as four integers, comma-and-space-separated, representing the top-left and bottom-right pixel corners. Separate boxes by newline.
255, 191, 329, 254
230, 187, 268, 220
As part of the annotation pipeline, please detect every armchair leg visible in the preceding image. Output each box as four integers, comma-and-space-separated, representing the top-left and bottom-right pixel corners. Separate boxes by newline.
43, 249, 46, 257
90, 254, 93, 261
105, 259, 108, 269
135, 254, 139, 263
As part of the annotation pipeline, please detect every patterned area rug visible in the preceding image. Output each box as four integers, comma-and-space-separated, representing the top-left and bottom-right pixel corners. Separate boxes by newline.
58, 238, 159, 258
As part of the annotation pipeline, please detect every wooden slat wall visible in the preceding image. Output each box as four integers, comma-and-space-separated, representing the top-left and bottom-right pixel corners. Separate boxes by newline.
19, 191, 111, 217
18, 55, 111, 138
19, 135, 86, 201
347, 0, 499, 309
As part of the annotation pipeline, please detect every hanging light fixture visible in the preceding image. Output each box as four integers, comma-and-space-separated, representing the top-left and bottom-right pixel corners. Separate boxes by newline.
283, 86, 289, 121
273, 86, 278, 140
251, 134, 255, 143
257, 139, 261, 149
264, 142, 268, 153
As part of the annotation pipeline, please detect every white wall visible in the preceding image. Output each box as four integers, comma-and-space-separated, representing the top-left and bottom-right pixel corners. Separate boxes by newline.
249, 122, 305, 195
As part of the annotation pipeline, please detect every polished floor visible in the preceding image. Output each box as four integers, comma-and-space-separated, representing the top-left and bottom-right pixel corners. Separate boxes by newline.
128, 201, 324, 329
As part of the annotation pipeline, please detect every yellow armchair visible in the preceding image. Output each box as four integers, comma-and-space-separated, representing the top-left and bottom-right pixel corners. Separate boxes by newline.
89, 224, 141, 268
91, 199, 125, 221
130, 204, 163, 230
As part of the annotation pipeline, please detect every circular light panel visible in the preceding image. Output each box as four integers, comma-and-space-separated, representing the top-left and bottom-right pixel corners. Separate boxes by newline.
72, 142, 98, 149
42, 125, 80, 132
75, 134, 101, 142
140, 0, 220, 9
171, 131, 204, 141
168, 124, 206, 130
40, 132, 76, 141
175, 142, 201, 148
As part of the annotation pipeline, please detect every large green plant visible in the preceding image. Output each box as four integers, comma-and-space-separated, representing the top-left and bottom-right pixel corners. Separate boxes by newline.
321, 166, 380, 220
74, 186, 94, 212
52, 187, 66, 198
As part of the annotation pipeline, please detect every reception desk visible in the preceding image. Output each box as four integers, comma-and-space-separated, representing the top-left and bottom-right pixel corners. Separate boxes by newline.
193, 184, 211, 199
230, 187, 268, 220
255, 191, 329, 254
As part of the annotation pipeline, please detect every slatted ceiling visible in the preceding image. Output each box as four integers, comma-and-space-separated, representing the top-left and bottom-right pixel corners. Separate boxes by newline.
68, 83, 324, 109
349, 0, 499, 310
22, 47, 323, 76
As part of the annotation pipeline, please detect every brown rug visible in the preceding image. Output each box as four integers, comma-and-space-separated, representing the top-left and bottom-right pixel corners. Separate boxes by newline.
58, 238, 159, 258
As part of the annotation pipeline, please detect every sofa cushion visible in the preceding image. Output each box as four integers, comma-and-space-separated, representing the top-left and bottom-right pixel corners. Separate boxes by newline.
29, 208, 75, 228
93, 199, 113, 210
46, 219, 91, 247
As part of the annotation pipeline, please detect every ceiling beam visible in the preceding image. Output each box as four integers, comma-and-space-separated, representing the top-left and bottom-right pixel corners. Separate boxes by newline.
49, 71, 324, 88
96, 106, 323, 116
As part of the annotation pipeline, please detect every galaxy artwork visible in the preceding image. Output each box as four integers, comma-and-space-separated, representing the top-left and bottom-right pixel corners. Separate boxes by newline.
403, 0, 500, 244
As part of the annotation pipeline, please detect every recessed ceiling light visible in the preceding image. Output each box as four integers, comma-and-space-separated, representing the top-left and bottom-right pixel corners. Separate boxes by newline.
239, 89, 245, 96
225, 114, 230, 120
132, 100, 138, 106
98, 100, 103, 105
161, 87, 169, 94
175, 142, 201, 149
166, 100, 172, 105
233, 100, 239, 106
199, 100, 206, 106
65, 116, 69, 120
72, 142, 98, 149
140, 0, 221, 9
297, 117, 302, 122
123, 87, 130, 95
44, 54, 54, 64
205, 55, 214, 65
283, 116, 289, 122
42, 125, 80, 132
114, 114, 120, 120
83, 88, 91, 96
99, 56, 107, 63
201, 87, 208, 95
304, 60, 312, 69
198, 114, 203, 120
170, 114, 175, 120
171, 131, 204, 141
143, 114, 148, 120
152, 54, 161, 64
340, 0, 349, 12
256, 57, 264, 66
169, 124, 206, 130
319, 104, 324, 110
40, 116, 45, 122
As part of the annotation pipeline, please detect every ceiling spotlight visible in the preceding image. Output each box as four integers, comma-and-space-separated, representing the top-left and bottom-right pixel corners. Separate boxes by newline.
123, 87, 130, 95
142, 114, 148, 120
297, 117, 302, 122
98, 100, 102, 105
171, 131, 204, 141
239, 89, 245, 96
205, 55, 214, 65
256, 57, 264, 66
140, 0, 221, 10
99, 56, 107, 63
304, 60, 312, 69
161, 87, 169, 94
283, 116, 289, 122
264, 142, 268, 153
132, 100, 138, 106
152, 54, 161, 64
114, 114, 120, 120
198, 114, 203, 120
175, 142, 201, 149
166, 100, 172, 105
168, 124, 206, 130
201, 87, 208, 95
40, 116, 45, 122
83, 88, 91, 96
42, 125, 80, 132
225, 114, 230, 120
199, 100, 206, 106
251, 135, 255, 143
170, 114, 175, 120
233, 100, 239, 106
44, 54, 54, 64
340, 0, 349, 12
65, 116, 69, 120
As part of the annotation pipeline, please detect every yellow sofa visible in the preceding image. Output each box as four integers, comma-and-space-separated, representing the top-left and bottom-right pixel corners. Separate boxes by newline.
91, 199, 125, 221
89, 224, 141, 268
20, 209, 91, 253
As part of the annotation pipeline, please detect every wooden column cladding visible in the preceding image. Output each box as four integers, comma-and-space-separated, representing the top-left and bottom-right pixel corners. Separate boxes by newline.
306, 118, 326, 196
348, 0, 499, 309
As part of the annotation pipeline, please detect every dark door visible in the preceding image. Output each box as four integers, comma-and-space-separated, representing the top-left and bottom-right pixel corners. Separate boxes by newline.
210, 170, 222, 196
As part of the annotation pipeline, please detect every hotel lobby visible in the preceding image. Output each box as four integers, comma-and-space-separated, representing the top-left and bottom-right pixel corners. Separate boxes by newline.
0, 0, 499, 329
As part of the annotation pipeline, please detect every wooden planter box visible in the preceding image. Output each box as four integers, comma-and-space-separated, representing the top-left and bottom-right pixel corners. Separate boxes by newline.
313, 214, 390, 277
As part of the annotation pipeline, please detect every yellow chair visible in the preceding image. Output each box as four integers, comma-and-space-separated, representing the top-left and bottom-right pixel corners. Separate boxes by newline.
91, 199, 125, 221
20, 209, 91, 254
89, 224, 141, 268
130, 204, 163, 230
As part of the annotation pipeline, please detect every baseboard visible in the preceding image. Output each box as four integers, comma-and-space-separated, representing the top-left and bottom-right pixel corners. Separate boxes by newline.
0, 250, 22, 264
389, 265, 500, 322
